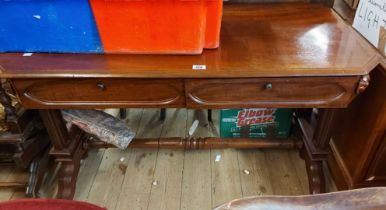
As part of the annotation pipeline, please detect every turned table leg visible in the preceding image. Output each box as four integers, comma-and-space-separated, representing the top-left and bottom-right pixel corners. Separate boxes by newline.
39, 109, 86, 199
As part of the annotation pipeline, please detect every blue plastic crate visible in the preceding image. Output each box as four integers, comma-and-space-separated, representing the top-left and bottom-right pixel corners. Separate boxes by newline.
0, 0, 103, 53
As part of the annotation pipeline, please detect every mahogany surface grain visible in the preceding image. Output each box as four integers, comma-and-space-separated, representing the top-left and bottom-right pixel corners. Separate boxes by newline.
328, 65, 386, 189
0, 3, 380, 79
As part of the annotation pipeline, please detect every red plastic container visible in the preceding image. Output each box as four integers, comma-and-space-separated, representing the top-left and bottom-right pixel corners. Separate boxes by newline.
89, 0, 222, 54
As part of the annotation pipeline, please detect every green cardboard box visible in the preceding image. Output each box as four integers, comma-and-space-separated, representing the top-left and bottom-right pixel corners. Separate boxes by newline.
220, 108, 293, 138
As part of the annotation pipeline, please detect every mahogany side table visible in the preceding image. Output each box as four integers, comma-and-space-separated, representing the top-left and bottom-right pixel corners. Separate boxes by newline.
0, 3, 380, 199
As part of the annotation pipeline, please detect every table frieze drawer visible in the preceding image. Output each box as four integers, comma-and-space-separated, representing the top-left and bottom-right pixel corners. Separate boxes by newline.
185, 77, 359, 108
11, 79, 185, 109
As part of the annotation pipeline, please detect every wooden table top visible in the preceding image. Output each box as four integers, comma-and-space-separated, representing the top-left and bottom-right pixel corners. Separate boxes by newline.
0, 3, 380, 79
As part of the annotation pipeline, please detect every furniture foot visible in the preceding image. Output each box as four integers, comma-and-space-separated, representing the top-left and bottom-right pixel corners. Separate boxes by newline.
159, 108, 166, 121
207, 109, 212, 122
56, 163, 79, 199
56, 132, 87, 199
119, 109, 127, 120
57, 149, 85, 199
300, 147, 326, 194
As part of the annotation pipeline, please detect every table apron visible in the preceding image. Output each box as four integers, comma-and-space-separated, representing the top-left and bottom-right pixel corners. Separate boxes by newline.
10, 76, 360, 109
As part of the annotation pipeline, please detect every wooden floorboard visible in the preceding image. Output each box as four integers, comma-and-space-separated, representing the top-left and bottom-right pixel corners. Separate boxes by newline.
209, 109, 243, 208
237, 149, 274, 197
88, 148, 133, 210
0, 166, 18, 200
211, 148, 243, 208
115, 109, 163, 210
288, 149, 310, 194
147, 109, 186, 210
9, 189, 26, 200
86, 109, 143, 210
180, 110, 213, 210
74, 149, 106, 201
265, 149, 304, 195
3, 168, 28, 200
0, 109, 334, 210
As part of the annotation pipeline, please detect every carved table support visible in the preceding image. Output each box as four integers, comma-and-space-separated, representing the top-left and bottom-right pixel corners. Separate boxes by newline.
56, 135, 86, 199
39, 109, 86, 199
300, 146, 326, 194
298, 109, 339, 194
297, 74, 371, 194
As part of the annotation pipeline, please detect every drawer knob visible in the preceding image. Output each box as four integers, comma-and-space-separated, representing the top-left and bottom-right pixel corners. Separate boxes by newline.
265, 83, 273, 90
96, 82, 106, 91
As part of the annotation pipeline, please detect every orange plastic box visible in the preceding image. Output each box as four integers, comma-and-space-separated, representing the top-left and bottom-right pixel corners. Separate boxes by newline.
89, 0, 222, 54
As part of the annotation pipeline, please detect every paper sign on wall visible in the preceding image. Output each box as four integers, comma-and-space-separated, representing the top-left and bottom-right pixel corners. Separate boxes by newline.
353, 0, 386, 54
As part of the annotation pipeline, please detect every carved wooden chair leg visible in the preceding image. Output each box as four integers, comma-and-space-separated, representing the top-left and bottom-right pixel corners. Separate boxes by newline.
159, 108, 166, 121
208, 109, 212, 122
26, 146, 51, 198
119, 109, 127, 119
